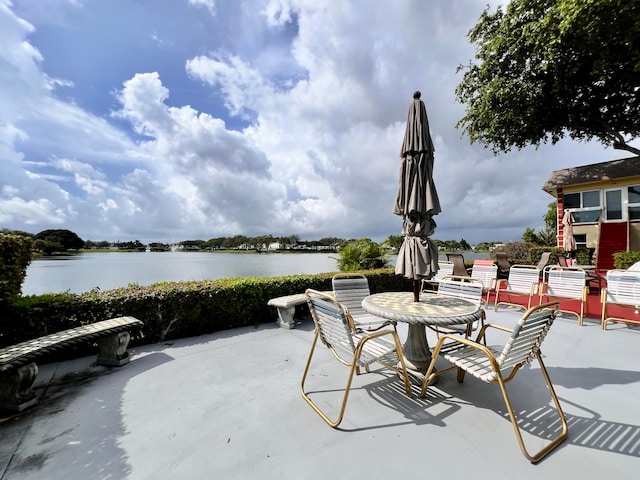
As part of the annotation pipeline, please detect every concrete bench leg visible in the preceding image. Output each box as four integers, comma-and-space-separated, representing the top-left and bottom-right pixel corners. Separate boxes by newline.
97, 332, 132, 367
276, 306, 297, 329
0, 362, 38, 412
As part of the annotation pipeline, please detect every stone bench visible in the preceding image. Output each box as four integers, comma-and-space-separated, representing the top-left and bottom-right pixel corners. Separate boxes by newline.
268, 292, 333, 329
0, 316, 143, 412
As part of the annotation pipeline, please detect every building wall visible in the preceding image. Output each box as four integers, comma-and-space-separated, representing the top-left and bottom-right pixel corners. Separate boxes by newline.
555, 176, 640, 253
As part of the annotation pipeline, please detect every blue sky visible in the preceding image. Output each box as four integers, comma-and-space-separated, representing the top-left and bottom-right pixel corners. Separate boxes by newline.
0, 0, 624, 244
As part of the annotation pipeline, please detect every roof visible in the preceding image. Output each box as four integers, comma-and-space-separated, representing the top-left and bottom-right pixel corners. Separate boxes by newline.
542, 155, 640, 196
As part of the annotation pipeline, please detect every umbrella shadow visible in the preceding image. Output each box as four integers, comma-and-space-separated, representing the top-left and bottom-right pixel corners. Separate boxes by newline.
545, 366, 640, 390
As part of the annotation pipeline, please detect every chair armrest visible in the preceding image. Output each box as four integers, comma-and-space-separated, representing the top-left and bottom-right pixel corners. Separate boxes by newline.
353, 326, 402, 351
432, 333, 501, 371
473, 322, 513, 343
356, 319, 395, 332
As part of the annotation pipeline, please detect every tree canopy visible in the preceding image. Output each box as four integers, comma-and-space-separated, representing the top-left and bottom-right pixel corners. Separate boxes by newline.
34, 229, 84, 251
456, 0, 640, 155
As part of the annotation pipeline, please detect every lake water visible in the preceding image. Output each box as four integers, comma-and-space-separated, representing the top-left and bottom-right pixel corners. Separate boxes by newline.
21, 251, 490, 296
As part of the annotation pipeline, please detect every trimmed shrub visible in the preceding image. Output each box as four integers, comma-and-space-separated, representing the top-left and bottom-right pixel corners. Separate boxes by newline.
613, 251, 640, 269
0, 234, 33, 300
0, 269, 413, 349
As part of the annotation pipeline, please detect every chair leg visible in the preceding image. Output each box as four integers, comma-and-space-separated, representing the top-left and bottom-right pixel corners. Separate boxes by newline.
494, 352, 568, 463
300, 329, 359, 428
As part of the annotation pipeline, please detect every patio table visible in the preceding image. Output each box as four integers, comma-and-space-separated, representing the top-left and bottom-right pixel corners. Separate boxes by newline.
362, 291, 482, 382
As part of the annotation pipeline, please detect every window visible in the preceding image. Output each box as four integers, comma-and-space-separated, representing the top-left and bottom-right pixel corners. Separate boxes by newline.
629, 185, 640, 221
573, 234, 587, 249
605, 189, 623, 221
564, 186, 640, 223
564, 190, 601, 223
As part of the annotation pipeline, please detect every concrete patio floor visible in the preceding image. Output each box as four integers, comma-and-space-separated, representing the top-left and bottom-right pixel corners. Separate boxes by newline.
1, 304, 639, 479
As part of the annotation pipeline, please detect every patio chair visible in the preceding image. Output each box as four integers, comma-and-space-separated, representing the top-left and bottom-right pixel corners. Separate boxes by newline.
494, 265, 541, 312
301, 289, 412, 428
421, 261, 454, 291
469, 259, 498, 307
536, 251, 553, 272
494, 252, 511, 279
601, 269, 640, 330
539, 266, 589, 325
332, 273, 387, 330
556, 253, 605, 291
420, 302, 568, 463
430, 275, 486, 340
555, 253, 568, 267
446, 253, 470, 277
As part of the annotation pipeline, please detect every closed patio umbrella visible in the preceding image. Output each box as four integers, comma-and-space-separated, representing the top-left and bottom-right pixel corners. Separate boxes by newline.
562, 209, 577, 256
393, 91, 441, 301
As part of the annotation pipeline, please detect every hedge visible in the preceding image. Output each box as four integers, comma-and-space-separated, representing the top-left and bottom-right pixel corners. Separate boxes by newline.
0, 269, 413, 349
0, 234, 33, 300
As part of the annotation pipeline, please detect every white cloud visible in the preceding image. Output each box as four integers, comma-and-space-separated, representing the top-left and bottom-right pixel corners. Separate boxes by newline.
187, 0, 216, 17
0, 0, 626, 245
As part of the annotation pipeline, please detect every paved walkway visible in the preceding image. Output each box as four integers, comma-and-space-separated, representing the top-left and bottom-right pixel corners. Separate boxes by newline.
1, 305, 639, 479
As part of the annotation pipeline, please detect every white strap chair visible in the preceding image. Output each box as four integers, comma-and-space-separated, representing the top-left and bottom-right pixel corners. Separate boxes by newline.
601, 269, 640, 329
420, 302, 568, 463
469, 260, 498, 307
494, 265, 541, 311
301, 289, 411, 428
332, 273, 387, 330
421, 261, 455, 291
430, 275, 486, 339
539, 266, 589, 325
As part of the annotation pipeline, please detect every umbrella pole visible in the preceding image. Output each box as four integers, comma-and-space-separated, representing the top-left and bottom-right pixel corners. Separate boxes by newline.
413, 279, 421, 302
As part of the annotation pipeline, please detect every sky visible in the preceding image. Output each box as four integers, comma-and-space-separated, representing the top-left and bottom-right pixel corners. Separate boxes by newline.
0, 0, 627, 245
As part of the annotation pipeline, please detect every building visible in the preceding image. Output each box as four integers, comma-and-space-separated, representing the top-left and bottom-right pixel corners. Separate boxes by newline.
542, 156, 640, 269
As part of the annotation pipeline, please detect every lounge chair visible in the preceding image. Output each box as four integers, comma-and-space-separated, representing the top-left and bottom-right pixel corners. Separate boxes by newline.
301, 290, 412, 427
536, 251, 553, 271
494, 252, 511, 279
420, 302, 568, 463
446, 253, 470, 277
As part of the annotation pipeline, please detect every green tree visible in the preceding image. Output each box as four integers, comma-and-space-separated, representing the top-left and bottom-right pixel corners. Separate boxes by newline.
459, 238, 471, 250
521, 202, 558, 246
0, 233, 33, 299
336, 238, 388, 271
34, 229, 84, 251
522, 227, 540, 244
383, 234, 404, 250
544, 202, 557, 233
456, 0, 640, 156
34, 239, 64, 255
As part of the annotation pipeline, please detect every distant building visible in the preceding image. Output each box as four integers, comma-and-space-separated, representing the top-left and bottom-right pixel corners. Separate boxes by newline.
268, 242, 281, 251
542, 156, 640, 269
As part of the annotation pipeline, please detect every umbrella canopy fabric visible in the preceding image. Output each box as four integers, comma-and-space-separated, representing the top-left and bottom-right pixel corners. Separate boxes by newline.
393, 92, 441, 281
562, 209, 577, 252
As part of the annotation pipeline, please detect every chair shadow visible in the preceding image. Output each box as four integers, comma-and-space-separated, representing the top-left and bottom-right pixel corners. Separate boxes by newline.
337, 362, 640, 458
437, 365, 640, 459
325, 370, 464, 432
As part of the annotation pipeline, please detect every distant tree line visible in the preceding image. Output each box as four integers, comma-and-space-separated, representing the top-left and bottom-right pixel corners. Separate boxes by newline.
4, 227, 551, 257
